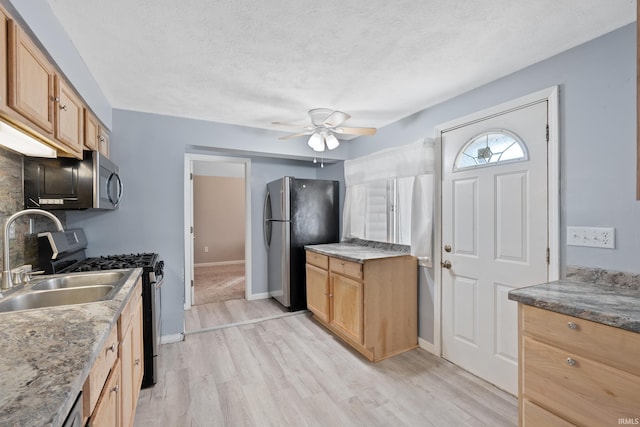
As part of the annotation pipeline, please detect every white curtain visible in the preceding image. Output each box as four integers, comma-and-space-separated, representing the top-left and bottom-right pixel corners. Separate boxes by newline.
342, 138, 435, 261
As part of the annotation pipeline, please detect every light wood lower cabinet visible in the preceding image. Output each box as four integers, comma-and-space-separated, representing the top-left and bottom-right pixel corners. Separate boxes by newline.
518, 304, 640, 427
85, 277, 144, 426
305, 250, 417, 362
90, 359, 121, 427
119, 288, 144, 427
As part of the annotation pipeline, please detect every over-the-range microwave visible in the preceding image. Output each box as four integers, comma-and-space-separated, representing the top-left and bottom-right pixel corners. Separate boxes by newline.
24, 151, 123, 210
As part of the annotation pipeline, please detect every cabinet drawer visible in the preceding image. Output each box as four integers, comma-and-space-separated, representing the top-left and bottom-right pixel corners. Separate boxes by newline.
329, 257, 363, 280
522, 305, 640, 376
306, 251, 328, 269
522, 398, 575, 427
83, 324, 119, 416
522, 336, 640, 426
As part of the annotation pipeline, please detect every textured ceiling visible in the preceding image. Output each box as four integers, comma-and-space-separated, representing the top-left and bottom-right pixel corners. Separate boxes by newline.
46, 0, 635, 135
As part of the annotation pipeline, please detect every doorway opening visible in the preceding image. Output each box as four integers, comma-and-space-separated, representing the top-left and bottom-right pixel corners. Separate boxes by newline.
192, 167, 246, 305
183, 154, 252, 313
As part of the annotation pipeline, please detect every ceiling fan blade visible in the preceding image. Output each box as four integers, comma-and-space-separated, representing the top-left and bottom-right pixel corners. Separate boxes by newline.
323, 110, 351, 128
278, 131, 313, 140
272, 121, 313, 130
334, 126, 377, 136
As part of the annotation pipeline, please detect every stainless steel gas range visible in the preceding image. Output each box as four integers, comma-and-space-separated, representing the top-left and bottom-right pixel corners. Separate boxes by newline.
38, 229, 163, 388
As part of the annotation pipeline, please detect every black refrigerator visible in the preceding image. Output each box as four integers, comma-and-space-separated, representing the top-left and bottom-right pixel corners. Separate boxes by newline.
264, 177, 339, 311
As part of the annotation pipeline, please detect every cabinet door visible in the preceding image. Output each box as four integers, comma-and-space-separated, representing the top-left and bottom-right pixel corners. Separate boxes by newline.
98, 125, 110, 158
54, 76, 83, 158
121, 297, 144, 427
0, 9, 8, 112
90, 360, 121, 427
7, 21, 54, 134
84, 108, 98, 151
306, 264, 330, 323
330, 274, 363, 345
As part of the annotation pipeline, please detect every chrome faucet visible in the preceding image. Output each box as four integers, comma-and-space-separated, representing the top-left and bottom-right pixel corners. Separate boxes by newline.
2, 209, 64, 292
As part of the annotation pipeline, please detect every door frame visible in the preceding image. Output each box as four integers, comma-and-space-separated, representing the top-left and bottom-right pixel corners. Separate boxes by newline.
432, 86, 560, 357
183, 153, 252, 310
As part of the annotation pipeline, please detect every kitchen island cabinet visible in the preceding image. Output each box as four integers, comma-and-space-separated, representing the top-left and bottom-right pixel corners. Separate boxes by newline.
305, 242, 417, 362
509, 279, 640, 427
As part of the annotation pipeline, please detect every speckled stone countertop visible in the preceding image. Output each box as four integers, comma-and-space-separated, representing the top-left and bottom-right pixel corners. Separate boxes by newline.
0, 268, 143, 427
508, 266, 640, 334
305, 239, 411, 263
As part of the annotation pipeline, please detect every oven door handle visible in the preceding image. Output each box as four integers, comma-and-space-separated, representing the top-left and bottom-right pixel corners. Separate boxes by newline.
149, 272, 164, 287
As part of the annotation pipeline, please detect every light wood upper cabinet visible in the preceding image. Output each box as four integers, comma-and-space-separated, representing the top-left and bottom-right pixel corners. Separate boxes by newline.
0, 9, 8, 113
98, 124, 110, 158
84, 108, 99, 151
54, 75, 84, 157
7, 20, 55, 135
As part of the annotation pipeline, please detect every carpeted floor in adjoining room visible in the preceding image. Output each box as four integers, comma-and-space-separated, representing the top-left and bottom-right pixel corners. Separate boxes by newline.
193, 263, 245, 305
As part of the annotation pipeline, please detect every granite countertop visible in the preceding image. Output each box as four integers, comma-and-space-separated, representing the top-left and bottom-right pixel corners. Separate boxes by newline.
305, 239, 411, 263
0, 268, 143, 427
508, 279, 640, 334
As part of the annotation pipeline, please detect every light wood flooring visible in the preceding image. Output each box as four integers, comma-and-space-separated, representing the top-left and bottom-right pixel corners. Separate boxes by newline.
136, 311, 517, 426
185, 297, 288, 332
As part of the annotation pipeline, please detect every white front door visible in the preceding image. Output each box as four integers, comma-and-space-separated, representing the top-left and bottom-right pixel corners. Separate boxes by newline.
441, 100, 549, 395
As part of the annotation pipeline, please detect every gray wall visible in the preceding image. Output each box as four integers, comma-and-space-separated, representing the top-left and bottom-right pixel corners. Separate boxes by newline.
345, 23, 638, 344
67, 110, 336, 336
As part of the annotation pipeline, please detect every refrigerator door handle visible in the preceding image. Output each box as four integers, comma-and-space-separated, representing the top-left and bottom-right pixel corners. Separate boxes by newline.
263, 190, 272, 247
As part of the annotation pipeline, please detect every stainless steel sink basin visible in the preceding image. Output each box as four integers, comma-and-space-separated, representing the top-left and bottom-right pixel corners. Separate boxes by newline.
0, 285, 116, 313
0, 270, 130, 313
31, 271, 125, 291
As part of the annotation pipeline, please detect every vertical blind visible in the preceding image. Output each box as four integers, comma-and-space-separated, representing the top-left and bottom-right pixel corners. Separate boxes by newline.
343, 138, 435, 262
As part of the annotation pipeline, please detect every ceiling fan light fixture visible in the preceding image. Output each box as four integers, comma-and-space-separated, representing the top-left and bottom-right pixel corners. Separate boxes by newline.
307, 132, 324, 152
325, 132, 340, 150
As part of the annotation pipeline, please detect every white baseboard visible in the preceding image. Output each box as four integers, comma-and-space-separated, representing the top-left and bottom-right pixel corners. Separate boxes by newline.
195, 260, 245, 267
246, 292, 269, 301
161, 333, 185, 344
418, 337, 438, 356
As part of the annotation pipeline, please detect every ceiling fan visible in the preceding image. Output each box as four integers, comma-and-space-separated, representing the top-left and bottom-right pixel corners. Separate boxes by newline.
273, 108, 377, 152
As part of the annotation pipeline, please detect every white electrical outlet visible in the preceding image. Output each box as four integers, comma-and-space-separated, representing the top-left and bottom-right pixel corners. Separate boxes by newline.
204, 246, 209, 253
567, 226, 615, 249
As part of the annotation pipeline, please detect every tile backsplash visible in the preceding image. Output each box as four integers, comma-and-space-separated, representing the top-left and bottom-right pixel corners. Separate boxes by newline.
0, 146, 65, 272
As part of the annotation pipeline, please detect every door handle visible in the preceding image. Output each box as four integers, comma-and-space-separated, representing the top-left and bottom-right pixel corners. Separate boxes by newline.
441, 260, 452, 269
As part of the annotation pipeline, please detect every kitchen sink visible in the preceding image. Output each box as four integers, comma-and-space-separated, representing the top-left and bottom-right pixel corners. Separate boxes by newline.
0, 271, 129, 313
31, 271, 125, 291
0, 286, 116, 313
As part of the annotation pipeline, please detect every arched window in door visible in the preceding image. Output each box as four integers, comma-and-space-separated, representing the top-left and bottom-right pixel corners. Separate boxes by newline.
454, 130, 529, 171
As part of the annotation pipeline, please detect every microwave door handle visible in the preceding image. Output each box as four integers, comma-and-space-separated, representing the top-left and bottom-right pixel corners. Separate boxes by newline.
113, 173, 123, 207
106, 172, 123, 207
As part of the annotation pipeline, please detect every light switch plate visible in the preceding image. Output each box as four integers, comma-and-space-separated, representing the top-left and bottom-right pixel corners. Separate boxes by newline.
567, 226, 615, 249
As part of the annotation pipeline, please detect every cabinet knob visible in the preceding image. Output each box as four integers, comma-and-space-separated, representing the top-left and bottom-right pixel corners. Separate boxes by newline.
135, 358, 140, 366
110, 384, 119, 393
107, 343, 116, 352
53, 96, 60, 103
59, 104, 68, 111
567, 322, 577, 330
566, 357, 576, 367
